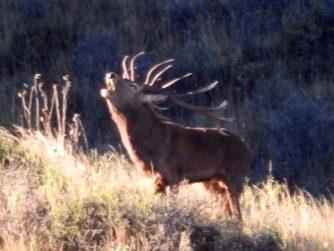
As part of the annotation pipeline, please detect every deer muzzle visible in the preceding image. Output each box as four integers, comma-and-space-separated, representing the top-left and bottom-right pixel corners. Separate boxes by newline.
100, 89, 110, 98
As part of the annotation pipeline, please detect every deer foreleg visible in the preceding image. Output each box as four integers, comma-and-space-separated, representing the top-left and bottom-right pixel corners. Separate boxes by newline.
154, 174, 167, 194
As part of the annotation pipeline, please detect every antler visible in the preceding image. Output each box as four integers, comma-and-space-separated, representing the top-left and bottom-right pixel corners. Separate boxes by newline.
129, 52, 145, 81
168, 97, 232, 122
120, 53, 232, 123
141, 80, 231, 122
169, 81, 219, 98
144, 59, 174, 85
122, 54, 191, 88
121, 52, 145, 80
161, 73, 192, 89
122, 55, 130, 79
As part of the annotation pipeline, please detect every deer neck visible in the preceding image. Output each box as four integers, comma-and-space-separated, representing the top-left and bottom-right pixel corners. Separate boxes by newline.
106, 101, 168, 164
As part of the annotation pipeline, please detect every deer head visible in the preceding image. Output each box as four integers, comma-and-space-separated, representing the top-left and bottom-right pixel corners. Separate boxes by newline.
101, 52, 230, 123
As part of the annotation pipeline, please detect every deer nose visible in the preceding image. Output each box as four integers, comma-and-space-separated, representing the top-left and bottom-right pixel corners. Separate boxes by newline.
106, 72, 117, 79
105, 72, 117, 91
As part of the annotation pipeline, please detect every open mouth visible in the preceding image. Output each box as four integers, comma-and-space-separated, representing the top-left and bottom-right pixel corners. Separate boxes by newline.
106, 79, 115, 92
105, 73, 116, 92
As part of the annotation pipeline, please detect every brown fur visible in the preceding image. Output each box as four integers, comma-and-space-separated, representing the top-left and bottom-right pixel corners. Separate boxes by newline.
102, 73, 252, 220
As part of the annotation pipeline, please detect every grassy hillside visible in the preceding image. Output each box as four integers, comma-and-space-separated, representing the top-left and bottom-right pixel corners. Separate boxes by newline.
1, 2, 334, 249
0, 128, 333, 250
1, 0, 334, 194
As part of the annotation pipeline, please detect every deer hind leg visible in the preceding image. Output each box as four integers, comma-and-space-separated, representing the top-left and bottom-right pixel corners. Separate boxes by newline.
226, 189, 242, 220
204, 178, 232, 216
154, 174, 167, 194
205, 177, 242, 220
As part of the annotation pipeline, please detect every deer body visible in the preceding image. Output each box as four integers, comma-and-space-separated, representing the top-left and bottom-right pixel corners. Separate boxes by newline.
101, 55, 252, 219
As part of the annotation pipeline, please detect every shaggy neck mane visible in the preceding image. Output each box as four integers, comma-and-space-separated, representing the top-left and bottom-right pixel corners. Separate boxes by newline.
106, 100, 169, 164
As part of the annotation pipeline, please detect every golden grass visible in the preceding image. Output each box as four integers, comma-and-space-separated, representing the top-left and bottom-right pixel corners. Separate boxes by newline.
242, 179, 334, 250
0, 127, 333, 250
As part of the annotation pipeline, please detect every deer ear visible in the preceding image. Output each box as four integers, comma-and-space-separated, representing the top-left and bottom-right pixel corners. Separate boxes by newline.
141, 94, 167, 103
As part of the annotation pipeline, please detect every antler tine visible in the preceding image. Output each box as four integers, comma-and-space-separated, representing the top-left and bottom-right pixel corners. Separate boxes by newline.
148, 64, 173, 86
122, 55, 130, 79
147, 103, 171, 121
144, 59, 175, 85
170, 97, 232, 122
170, 81, 219, 98
170, 97, 229, 112
130, 51, 145, 81
161, 73, 192, 89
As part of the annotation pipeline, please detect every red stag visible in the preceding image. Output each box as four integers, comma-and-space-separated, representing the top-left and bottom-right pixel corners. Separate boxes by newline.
101, 52, 252, 219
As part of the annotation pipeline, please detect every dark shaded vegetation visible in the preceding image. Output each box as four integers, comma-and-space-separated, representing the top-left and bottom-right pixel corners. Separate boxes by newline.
1, 0, 334, 195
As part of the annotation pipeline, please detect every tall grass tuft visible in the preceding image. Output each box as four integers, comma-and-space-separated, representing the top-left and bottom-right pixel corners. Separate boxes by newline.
242, 178, 334, 250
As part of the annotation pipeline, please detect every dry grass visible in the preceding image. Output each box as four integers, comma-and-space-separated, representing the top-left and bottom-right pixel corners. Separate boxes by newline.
242, 179, 334, 250
0, 127, 333, 250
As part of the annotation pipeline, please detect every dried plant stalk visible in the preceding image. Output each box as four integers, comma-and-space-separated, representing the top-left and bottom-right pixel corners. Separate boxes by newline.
34, 74, 42, 130
62, 75, 71, 138
17, 74, 87, 151
27, 85, 34, 129
69, 113, 88, 153
17, 91, 30, 128
53, 84, 62, 136
49, 84, 56, 123
78, 118, 88, 151
39, 81, 51, 135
